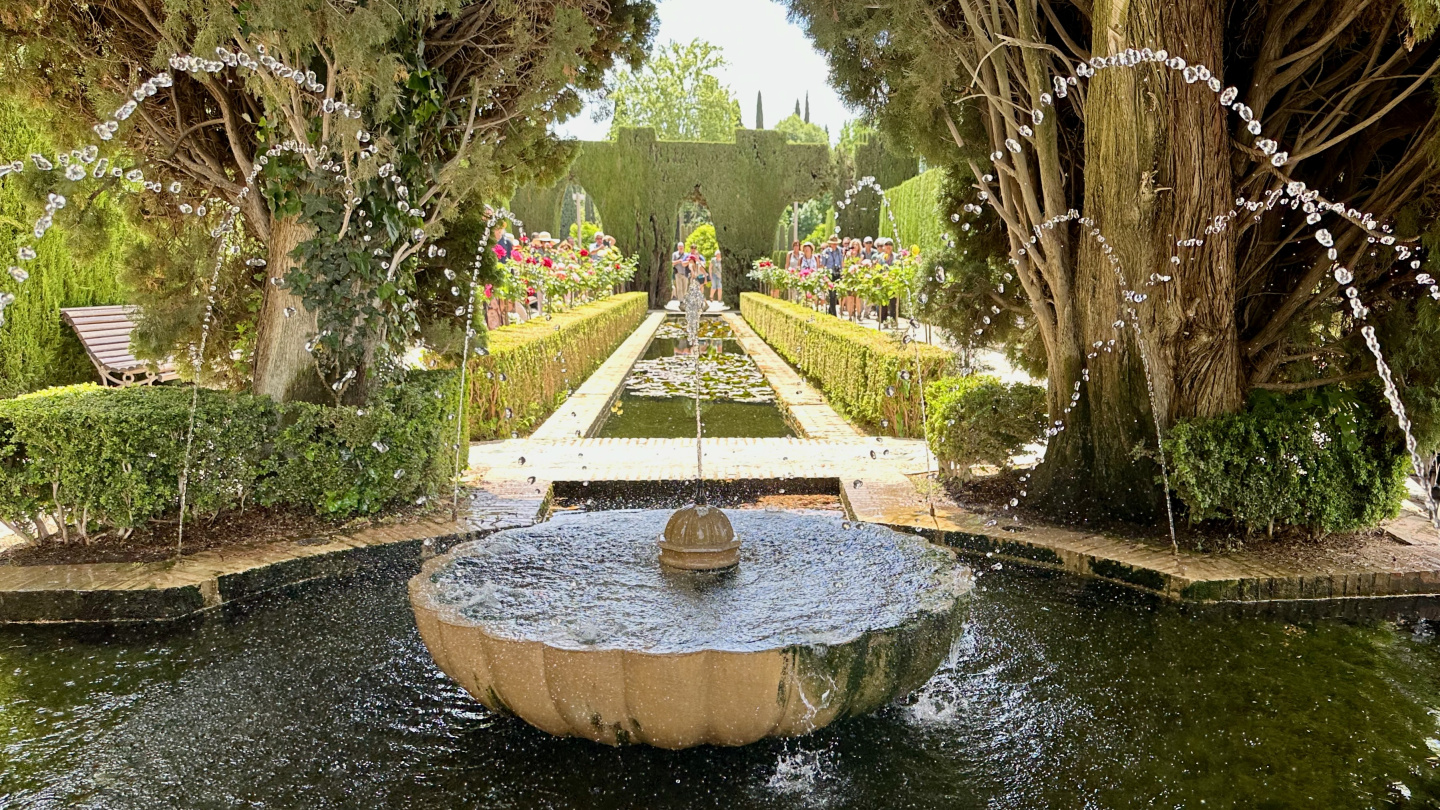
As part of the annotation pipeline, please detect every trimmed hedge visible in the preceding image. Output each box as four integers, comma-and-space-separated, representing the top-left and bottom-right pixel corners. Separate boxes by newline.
1164, 389, 1410, 535
511, 128, 833, 300
879, 169, 948, 252
741, 292, 951, 437
467, 292, 648, 440
925, 375, 1047, 480
0, 98, 135, 397
0, 371, 456, 542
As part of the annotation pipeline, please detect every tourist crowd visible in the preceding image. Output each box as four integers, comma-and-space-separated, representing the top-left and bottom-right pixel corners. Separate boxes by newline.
750, 234, 922, 324
486, 224, 637, 324
669, 242, 725, 305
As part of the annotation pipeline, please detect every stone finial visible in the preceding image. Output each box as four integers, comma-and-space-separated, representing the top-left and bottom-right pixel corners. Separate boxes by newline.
657, 505, 739, 571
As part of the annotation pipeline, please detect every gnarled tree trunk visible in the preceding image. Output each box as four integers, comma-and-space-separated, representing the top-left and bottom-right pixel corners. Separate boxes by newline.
252, 215, 327, 403
1039, 0, 1241, 520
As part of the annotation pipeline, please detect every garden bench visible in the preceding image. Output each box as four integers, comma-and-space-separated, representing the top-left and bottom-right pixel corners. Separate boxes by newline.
59, 306, 178, 386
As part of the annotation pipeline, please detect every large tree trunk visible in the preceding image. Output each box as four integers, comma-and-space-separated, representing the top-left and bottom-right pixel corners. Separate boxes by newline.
252, 215, 327, 403
1037, 0, 1240, 521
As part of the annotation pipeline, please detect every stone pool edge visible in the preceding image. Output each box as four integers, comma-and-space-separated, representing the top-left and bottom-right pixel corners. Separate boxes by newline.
0, 490, 552, 625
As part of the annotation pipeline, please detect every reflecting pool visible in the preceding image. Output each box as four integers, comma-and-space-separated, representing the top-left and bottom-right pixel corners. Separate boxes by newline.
596, 317, 794, 439
3, 520, 1439, 808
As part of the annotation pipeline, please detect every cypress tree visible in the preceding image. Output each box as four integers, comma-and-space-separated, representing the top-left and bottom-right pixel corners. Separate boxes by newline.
756, 91, 764, 129
794, 98, 801, 117
804, 92, 810, 123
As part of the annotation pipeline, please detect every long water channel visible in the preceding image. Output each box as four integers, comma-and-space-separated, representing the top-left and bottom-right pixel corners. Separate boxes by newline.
596, 316, 795, 439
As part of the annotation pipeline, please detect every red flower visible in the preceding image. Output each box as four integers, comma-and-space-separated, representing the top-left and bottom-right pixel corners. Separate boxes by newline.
491, 245, 505, 258
542, 257, 553, 268
579, 249, 589, 257
483, 284, 494, 299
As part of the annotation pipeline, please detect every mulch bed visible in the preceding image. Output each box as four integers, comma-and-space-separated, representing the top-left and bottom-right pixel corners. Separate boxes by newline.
0, 504, 438, 567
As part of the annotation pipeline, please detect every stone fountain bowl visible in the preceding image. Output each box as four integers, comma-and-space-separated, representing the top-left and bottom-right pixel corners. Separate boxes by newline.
409, 510, 971, 749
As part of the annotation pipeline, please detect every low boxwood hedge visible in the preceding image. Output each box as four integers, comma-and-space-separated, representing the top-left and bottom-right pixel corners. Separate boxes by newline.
1164, 388, 1411, 535
925, 375, 1047, 480
740, 292, 952, 437
467, 292, 648, 440
0, 370, 456, 543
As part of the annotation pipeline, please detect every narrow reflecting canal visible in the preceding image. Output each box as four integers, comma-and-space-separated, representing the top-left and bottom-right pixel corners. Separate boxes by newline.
3, 545, 1439, 809
596, 316, 795, 439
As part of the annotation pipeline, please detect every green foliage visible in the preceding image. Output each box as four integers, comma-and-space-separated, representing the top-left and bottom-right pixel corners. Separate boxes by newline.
0, 99, 133, 396
925, 375, 1047, 480
777, 195, 835, 249
774, 114, 828, 145
570, 220, 604, 244
913, 166, 1028, 369
262, 370, 457, 515
1164, 389, 1411, 534
608, 39, 742, 142
1373, 294, 1440, 456
879, 169, 947, 251
467, 292, 647, 439
755, 91, 765, 129
0, 371, 456, 542
513, 129, 832, 300
2, 0, 657, 398
835, 128, 920, 237
685, 223, 719, 256
741, 292, 951, 436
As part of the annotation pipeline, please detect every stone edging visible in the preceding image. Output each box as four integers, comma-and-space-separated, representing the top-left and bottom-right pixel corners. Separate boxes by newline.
0, 490, 550, 624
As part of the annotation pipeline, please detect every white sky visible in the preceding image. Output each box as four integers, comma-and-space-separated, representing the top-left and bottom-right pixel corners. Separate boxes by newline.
554, 0, 854, 143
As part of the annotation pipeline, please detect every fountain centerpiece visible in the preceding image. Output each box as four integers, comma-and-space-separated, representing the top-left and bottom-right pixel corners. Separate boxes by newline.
409, 509, 971, 748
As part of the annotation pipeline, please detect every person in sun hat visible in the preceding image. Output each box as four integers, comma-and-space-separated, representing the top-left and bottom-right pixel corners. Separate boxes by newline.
820, 236, 844, 316
861, 235, 876, 261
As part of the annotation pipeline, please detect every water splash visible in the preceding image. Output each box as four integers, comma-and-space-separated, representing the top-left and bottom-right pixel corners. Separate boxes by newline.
683, 278, 708, 503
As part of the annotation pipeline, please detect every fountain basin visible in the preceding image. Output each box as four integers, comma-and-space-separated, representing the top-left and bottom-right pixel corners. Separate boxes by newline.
409, 510, 971, 749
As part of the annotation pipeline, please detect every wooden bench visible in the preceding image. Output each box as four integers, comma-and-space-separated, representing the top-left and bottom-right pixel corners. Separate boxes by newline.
59, 306, 178, 386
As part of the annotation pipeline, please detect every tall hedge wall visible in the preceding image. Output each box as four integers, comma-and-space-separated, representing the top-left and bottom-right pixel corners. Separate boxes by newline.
467, 292, 647, 440
0, 100, 135, 397
512, 129, 832, 306
836, 131, 921, 237
741, 292, 952, 437
879, 169, 947, 252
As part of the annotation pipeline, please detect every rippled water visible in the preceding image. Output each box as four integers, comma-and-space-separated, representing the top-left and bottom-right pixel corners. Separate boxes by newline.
421, 511, 965, 653
4, 541, 1440, 808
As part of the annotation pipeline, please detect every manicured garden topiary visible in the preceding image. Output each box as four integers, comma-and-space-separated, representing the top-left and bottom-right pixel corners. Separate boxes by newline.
1164, 389, 1412, 536
740, 292, 950, 437
466, 292, 648, 440
925, 374, 1048, 480
0, 370, 457, 543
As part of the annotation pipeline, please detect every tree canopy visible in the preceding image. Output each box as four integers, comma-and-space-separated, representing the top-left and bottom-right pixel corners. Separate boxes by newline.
774, 113, 828, 144
1, 0, 655, 402
786, 0, 1440, 522
607, 39, 742, 142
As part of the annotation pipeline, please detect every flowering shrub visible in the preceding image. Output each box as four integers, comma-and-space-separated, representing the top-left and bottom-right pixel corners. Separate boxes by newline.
496, 239, 638, 312
749, 250, 924, 310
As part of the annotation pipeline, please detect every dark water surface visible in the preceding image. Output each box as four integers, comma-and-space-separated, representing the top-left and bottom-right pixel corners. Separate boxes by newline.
4, 544, 1440, 809
596, 318, 795, 440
